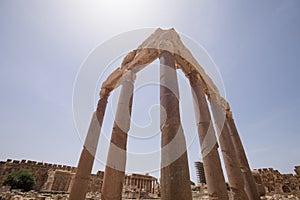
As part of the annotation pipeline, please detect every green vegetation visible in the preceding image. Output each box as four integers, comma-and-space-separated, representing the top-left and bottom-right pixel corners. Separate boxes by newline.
3, 170, 35, 192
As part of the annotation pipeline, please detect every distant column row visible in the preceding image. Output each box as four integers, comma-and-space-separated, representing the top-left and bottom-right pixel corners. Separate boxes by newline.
124, 176, 157, 193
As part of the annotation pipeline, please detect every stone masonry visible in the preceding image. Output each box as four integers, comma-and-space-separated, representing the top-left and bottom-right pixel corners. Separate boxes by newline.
0, 159, 158, 196
252, 166, 300, 197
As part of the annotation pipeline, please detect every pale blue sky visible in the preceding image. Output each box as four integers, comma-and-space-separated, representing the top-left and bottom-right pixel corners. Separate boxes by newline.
0, 0, 299, 183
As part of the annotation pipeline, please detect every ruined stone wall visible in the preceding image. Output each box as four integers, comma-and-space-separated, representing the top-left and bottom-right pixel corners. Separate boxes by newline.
0, 159, 158, 195
253, 167, 300, 196
87, 171, 104, 193
0, 159, 76, 191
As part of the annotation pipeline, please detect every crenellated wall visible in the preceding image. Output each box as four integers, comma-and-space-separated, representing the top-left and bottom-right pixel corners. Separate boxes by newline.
0, 159, 158, 196
0, 159, 76, 191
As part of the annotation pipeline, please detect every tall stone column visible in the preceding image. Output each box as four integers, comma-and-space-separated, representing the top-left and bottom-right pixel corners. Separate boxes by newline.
69, 92, 109, 200
227, 111, 260, 200
151, 180, 154, 193
188, 71, 229, 200
160, 50, 192, 200
101, 71, 135, 200
147, 180, 150, 192
209, 94, 248, 200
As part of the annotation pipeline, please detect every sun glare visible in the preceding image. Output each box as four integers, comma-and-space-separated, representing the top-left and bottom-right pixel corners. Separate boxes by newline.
101, 0, 144, 16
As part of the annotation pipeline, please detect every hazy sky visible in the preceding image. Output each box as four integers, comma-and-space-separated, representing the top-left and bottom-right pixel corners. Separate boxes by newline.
1, 0, 299, 183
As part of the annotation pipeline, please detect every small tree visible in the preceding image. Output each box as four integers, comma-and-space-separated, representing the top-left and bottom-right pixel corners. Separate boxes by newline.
3, 170, 35, 192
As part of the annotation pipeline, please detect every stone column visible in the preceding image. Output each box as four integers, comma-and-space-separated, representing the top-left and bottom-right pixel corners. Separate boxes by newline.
69, 92, 109, 200
188, 71, 229, 200
227, 111, 260, 200
151, 180, 154, 193
160, 50, 192, 200
147, 180, 150, 192
209, 94, 248, 200
128, 177, 131, 187
101, 71, 135, 200
124, 176, 127, 186
132, 178, 134, 187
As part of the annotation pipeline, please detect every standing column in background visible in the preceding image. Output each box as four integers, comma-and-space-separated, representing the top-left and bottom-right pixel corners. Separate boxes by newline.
188, 71, 229, 200
210, 94, 248, 200
101, 71, 135, 200
227, 111, 260, 200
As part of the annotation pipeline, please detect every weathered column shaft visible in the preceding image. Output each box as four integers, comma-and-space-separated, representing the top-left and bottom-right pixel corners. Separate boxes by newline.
227, 113, 260, 200
210, 94, 248, 200
188, 72, 229, 200
69, 94, 108, 200
101, 71, 135, 200
160, 51, 192, 200
148, 180, 151, 192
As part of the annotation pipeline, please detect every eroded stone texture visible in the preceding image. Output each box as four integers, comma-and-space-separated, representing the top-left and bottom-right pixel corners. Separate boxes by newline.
69, 93, 109, 200
295, 166, 300, 176
189, 72, 229, 200
100, 28, 223, 107
252, 171, 266, 196
0, 160, 159, 198
101, 71, 135, 200
41, 170, 73, 192
253, 168, 300, 197
160, 51, 192, 200
0, 160, 76, 192
226, 112, 260, 200
209, 95, 249, 200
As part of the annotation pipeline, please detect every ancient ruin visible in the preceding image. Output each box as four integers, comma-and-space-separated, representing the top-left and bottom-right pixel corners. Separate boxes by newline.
69, 28, 262, 200
252, 167, 300, 197
0, 159, 159, 198
1, 159, 299, 199
194, 160, 300, 198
